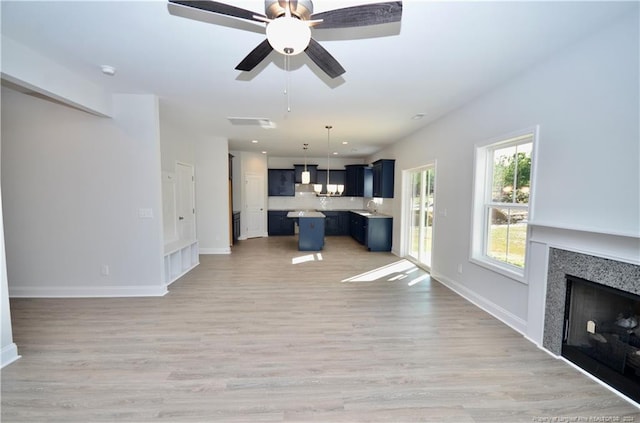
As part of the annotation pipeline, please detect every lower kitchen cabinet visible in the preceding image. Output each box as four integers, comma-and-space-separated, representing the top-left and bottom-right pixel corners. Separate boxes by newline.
366, 217, 393, 251
268, 210, 295, 236
349, 212, 367, 244
323, 211, 349, 236
297, 216, 325, 251
232, 211, 240, 243
349, 212, 392, 251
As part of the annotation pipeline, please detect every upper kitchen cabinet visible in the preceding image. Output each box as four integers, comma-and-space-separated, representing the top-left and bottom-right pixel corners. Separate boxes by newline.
316, 169, 346, 195
268, 169, 295, 196
345, 164, 372, 197
372, 159, 395, 198
294, 164, 318, 184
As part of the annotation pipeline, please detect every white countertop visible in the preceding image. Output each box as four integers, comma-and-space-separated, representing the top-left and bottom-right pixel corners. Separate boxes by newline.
287, 211, 326, 218
350, 210, 392, 219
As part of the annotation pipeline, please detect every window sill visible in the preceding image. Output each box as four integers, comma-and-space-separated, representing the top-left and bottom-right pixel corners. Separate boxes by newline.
469, 256, 527, 285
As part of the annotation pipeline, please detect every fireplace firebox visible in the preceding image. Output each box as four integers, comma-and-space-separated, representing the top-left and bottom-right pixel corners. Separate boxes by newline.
562, 274, 640, 402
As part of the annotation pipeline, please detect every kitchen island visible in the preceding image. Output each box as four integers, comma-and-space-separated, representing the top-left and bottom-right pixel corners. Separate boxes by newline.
287, 211, 325, 251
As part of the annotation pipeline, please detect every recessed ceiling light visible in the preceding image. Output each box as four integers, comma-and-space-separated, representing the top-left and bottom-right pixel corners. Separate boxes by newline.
342, 141, 348, 145
100, 65, 116, 76
251, 140, 259, 144
412, 113, 426, 120
261, 151, 267, 154
333, 151, 339, 155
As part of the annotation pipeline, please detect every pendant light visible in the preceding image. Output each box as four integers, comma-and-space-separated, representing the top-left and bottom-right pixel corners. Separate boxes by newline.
326, 125, 337, 194
301, 143, 311, 184
313, 125, 344, 196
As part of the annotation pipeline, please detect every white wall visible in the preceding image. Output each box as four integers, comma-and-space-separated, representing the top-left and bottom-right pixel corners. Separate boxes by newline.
1, 35, 112, 117
371, 12, 640, 335
267, 156, 364, 169
158, 104, 232, 255
159, 110, 196, 173
1, 88, 166, 297
195, 136, 231, 254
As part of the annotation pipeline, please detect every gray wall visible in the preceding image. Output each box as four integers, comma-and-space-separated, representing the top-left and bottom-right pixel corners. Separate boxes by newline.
369, 12, 639, 336
1, 89, 166, 297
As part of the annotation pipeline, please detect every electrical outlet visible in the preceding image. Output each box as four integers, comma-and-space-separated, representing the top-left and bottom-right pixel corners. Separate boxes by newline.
457, 264, 463, 274
101, 265, 110, 276
587, 320, 596, 334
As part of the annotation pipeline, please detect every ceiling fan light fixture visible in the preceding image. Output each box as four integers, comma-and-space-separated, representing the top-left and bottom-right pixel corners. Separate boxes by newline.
266, 17, 311, 56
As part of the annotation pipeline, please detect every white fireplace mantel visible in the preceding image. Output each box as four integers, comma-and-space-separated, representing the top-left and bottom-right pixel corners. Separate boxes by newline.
524, 224, 640, 348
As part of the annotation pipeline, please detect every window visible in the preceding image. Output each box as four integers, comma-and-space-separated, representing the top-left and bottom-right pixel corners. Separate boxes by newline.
471, 128, 536, 281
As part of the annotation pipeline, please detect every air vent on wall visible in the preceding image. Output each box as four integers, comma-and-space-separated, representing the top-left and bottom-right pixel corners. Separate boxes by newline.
227, 117, 276, 129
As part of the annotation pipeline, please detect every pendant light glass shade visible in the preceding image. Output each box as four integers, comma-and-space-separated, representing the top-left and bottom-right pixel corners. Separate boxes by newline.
301, 171, 311, 184
313, 184, 322, 194
301, 143, 311, 185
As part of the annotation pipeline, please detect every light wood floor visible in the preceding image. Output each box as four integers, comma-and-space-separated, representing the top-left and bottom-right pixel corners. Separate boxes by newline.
2, 236, 639, 422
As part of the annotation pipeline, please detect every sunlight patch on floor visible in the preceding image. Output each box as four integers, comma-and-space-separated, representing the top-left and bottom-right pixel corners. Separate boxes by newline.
291, 253, 323, 264
341, 259, 429, 286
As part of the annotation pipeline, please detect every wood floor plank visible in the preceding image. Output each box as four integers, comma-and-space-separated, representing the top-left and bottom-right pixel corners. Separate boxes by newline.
2, 236, 639, 421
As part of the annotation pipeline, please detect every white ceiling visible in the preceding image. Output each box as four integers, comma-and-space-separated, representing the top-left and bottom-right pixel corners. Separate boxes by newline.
1, 1, 633, 158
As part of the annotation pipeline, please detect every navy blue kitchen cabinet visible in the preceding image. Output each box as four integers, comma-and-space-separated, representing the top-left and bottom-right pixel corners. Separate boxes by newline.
366, 217, 393, 251
349, 212, 392, 251
268, 169, 295, 196
349, 212, 367, 245
297, 217, 325, 251
345, 165, 372, 197
323, 211, 350, 236
268, 210, 295, 235
372, 159, 395, 198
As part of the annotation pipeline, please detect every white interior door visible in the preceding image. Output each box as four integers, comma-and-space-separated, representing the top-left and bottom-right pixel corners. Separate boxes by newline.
245, 173, 265, 238
176, 162, 196, 241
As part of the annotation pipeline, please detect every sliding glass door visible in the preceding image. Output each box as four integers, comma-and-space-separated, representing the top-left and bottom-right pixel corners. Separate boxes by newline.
408, 166, 435, 269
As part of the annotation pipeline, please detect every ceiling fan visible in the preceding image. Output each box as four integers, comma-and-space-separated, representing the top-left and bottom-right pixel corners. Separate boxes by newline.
168, 0, 403, 79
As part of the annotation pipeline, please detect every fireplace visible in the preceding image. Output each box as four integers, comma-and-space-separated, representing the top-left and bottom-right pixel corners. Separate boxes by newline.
543, 247, 640, 402
561, 274, 640, 402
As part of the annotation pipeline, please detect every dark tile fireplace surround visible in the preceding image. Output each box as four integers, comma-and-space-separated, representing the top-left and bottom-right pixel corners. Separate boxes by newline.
543, 248, 640, 401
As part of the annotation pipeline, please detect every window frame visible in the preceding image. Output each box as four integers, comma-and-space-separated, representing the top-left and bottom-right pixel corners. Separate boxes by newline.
470, 126, 538, 283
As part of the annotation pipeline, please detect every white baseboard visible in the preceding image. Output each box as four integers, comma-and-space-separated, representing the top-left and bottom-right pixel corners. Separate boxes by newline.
9, 284, 168, 298
199, 247, 231, 254
238, 232, 268, 241
1, 343, 20, 368
431, 271, 528, 335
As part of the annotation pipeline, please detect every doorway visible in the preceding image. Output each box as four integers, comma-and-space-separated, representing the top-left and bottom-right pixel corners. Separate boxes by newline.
406, 165, 436, 269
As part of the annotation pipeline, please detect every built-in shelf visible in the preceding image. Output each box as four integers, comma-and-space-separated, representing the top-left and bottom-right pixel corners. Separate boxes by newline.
163, 239, 199, 286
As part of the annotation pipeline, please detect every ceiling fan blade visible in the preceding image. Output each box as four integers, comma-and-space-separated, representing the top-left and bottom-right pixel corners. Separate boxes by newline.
235, 39, 274, 72
310, 1, 402, 29
168, 0, 266, 23
304, 38, 345, 79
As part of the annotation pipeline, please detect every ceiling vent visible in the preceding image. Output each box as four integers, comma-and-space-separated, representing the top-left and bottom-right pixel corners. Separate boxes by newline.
227, 117, 276, 129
